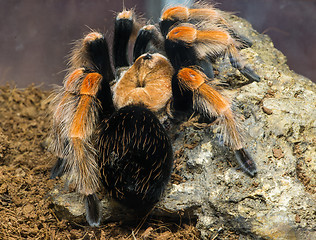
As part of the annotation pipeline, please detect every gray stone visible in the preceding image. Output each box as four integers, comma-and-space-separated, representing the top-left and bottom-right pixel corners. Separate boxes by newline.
49, 15, 316, 239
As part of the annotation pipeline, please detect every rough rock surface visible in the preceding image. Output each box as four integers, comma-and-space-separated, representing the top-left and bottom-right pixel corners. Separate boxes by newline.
49, 15, 316, 239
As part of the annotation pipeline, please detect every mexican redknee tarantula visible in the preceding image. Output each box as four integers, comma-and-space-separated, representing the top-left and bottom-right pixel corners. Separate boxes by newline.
49, 3, 259, 226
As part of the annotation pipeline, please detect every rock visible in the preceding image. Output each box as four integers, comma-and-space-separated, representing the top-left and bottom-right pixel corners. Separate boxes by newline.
48, 15, 316, 239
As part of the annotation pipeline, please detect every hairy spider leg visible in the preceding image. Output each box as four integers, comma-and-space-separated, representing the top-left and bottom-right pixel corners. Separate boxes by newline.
68, 72, 102, 193
113, 10, 134, 68
67, 32, 115, 116
167, 25, 240, 59
177, 67, 257, 176
67, 71, 104, 226
194, 27, 259, 82
167, 24, 260, 83
50, 157, 66, 179
159, 6, 190, 37
98, 105, 173, 210
133, 25, 164, 61
160, 5, 253, 48
50, 31, 119, 226
113, 9, 143, 69
164, 25, 208, 115
50, 70, 103, 195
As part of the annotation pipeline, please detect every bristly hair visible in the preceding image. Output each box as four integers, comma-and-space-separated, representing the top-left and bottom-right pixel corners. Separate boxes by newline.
194, 22, 243, 62
133, 24, 165, 60
49, 69, 103, 195
191, 0, 233, 22
85, 193, 102, 226
166, 22, 244, 67
65, 137, 100, 195
177, 67, 244, 150
114, 7, 146, 42
67, 31, 102, 71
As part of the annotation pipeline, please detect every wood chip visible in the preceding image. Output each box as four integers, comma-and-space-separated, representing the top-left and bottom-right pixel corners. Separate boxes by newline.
262, 106, 273, 115
273, 148, 284, 159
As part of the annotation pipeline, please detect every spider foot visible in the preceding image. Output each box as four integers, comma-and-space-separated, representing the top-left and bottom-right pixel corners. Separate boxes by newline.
239, 66, 261, 83
230, 31, 253, 49
234, 148, 257, 177
197, 58, 215, 79
85, 193, 102, 227
238, 35, 253, 48
228, 55, 260, 82
50, 157, 66, 179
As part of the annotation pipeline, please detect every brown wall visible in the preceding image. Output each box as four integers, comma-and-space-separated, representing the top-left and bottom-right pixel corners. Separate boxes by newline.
0, 0, 146, 88
0, 0, 315, 88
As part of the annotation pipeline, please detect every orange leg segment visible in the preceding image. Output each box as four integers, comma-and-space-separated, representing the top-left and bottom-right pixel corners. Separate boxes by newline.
177, 67, 242, 150
64, 68, 84, 92
196, 30, 231, 45
161, 6, 189, 21
70, 95, 92, 139
166, 25, 197, 44
80, 73, 103, 96
70, 72, 102, 139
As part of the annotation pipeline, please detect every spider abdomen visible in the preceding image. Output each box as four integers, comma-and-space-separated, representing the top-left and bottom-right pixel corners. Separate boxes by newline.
98, 105, 173, 209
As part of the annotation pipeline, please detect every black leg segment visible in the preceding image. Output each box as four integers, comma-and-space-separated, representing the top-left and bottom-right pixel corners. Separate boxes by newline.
113, 18, 134, 69
85, 193, 102, 227
234, 148, 257, 177
133, 28, 153, 61
50, 157, 66, 179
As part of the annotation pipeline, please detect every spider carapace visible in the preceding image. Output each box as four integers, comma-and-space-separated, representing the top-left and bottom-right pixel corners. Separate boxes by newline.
49, 3, 259, 226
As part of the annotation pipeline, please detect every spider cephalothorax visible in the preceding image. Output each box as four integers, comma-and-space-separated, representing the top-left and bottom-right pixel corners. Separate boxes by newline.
112, 53, 173, 114
49, 4, 259, 226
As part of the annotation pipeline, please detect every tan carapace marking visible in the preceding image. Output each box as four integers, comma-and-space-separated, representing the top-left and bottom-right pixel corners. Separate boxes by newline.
113, 53, 173, 112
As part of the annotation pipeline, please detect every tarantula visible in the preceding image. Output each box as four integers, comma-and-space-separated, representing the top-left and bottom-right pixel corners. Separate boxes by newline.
49, 3, 259, 227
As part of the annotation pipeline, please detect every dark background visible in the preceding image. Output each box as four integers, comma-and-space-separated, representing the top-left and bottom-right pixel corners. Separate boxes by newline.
0, 0, 315, 88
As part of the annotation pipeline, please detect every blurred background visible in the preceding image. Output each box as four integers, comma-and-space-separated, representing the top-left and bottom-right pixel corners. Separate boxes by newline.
0, 0, 315, 88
